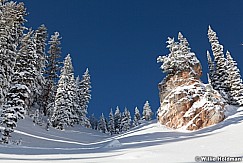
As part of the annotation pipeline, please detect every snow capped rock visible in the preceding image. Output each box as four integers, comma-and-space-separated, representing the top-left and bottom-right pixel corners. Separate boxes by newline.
157, 33, 225, 131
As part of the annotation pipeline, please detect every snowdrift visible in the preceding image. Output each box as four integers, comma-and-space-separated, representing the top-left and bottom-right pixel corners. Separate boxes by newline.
0, 106, 243, 162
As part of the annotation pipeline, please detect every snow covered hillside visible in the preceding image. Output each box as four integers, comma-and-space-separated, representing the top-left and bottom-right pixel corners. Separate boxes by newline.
0, 105, 242, 162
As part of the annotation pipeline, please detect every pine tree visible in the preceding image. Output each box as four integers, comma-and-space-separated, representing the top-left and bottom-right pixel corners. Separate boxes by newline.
77, 68, 91, 127
89, 113, 98, 130
142, 101, 153, 121
98, 113, 107, 133
121, 107, 131, 132
35, 25, 48, 75
133, 107, 141, 126
51, 54, 78, 130
1, 84, 29, 143
207, 50, 215, 86
33, 25, 47, 112
1, 29, 36, 143
108, 108, 115, 135
207, 26, 229, 100
114, 106, 121, 134
0, 2, 27, 142
226, 51, 243, 105
43, 32, 62, 116
0, 1, 26, 107
157, 32, 201, 77
16, 30, 39, 108
178, 32, 191, 54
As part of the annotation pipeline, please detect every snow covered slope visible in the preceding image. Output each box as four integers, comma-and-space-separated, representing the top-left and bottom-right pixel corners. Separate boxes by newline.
0, 106, 243, 163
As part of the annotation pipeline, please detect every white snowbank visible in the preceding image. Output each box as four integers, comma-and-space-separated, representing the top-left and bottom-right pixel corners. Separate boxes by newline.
0, 108, 242, 162
104, 139, 122, 148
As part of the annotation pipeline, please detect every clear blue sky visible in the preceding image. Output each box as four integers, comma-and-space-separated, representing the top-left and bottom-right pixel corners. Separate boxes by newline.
21, 0, 243, 118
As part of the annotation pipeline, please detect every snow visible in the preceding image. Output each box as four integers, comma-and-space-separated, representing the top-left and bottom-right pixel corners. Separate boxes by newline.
0, 106, 243, 162
104, 139, 122, 148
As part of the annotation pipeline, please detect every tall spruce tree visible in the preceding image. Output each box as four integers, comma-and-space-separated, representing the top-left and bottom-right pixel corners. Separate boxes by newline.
226, 51, 243, 105
0, 1, 26, 107
114, 106, 121, 134
51, 54, 78, 130
207, 26, 229, 100
89, 113, 98, 130
43, 32, 62, 116
121, 107, 131, 132
133, 107, 141, 126
33, 25, 47, 112
142, 101, 153, 121
207, 51, 215, 86
77, 68, 91, 127
108, 108, 115, 135
0, 1, 28, 144
98, 113, 107, 133
1, 29, 38, 143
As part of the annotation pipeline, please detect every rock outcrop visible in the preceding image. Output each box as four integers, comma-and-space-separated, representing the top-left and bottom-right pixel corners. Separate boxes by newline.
157, 33, 225, 130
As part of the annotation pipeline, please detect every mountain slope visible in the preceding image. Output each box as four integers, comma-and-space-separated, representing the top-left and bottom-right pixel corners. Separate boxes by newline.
0, 105, 242, 162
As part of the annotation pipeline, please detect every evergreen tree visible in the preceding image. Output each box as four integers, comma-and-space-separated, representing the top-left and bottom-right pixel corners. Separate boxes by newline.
114, 106, 121, 134
89, 113, 98, 130
142, 101, 153, 121
226, 51, 243, 105
1, 84, 29, 143
0, 1, 26, 107
0, 1, 27, 142
77, 68, 91, 127
16, 30, 39, 108
2, 30, 36, 143
51, 54, 78, 130
207, 26, 229, 100
157, 32, 201, 77
33, 25, 47, 112
43, 32, 62, 116
121, 107, 131, 132
178, 32, 191, 54
133, 107, 141, 126
1, 29, 37, 143
207, 50, 215, 86
108, 108, 115, 135
98, 113, 107, 133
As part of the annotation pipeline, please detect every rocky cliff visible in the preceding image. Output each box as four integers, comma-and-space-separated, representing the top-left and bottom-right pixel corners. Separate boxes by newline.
157, 33, 225, 130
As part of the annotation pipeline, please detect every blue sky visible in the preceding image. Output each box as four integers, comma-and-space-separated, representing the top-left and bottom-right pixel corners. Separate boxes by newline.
21, 0, 243, 118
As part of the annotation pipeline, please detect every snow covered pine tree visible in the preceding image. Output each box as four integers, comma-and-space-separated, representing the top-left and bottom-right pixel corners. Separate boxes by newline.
207, 26, 229, 101
142, 101, 153, 121
43, 32, 62, 117
51, 54, 78, 130
133, 107, 141, 126
207, 26, 243, 105
114, 106, 121, 134
98, 113, 108, 133
89, 113, 98, 130
76, 68, 91, 128
33, 25, 48, 113
108, 108, 115, 135
121, 107, 131, 132
2, 26, 42, 143
226, 51, 243, 105
0, 1, 26, 108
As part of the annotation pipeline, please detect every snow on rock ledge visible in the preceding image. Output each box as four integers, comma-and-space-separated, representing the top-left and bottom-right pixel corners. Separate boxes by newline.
157, 67, 225, 130
157, 32, 226, 130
